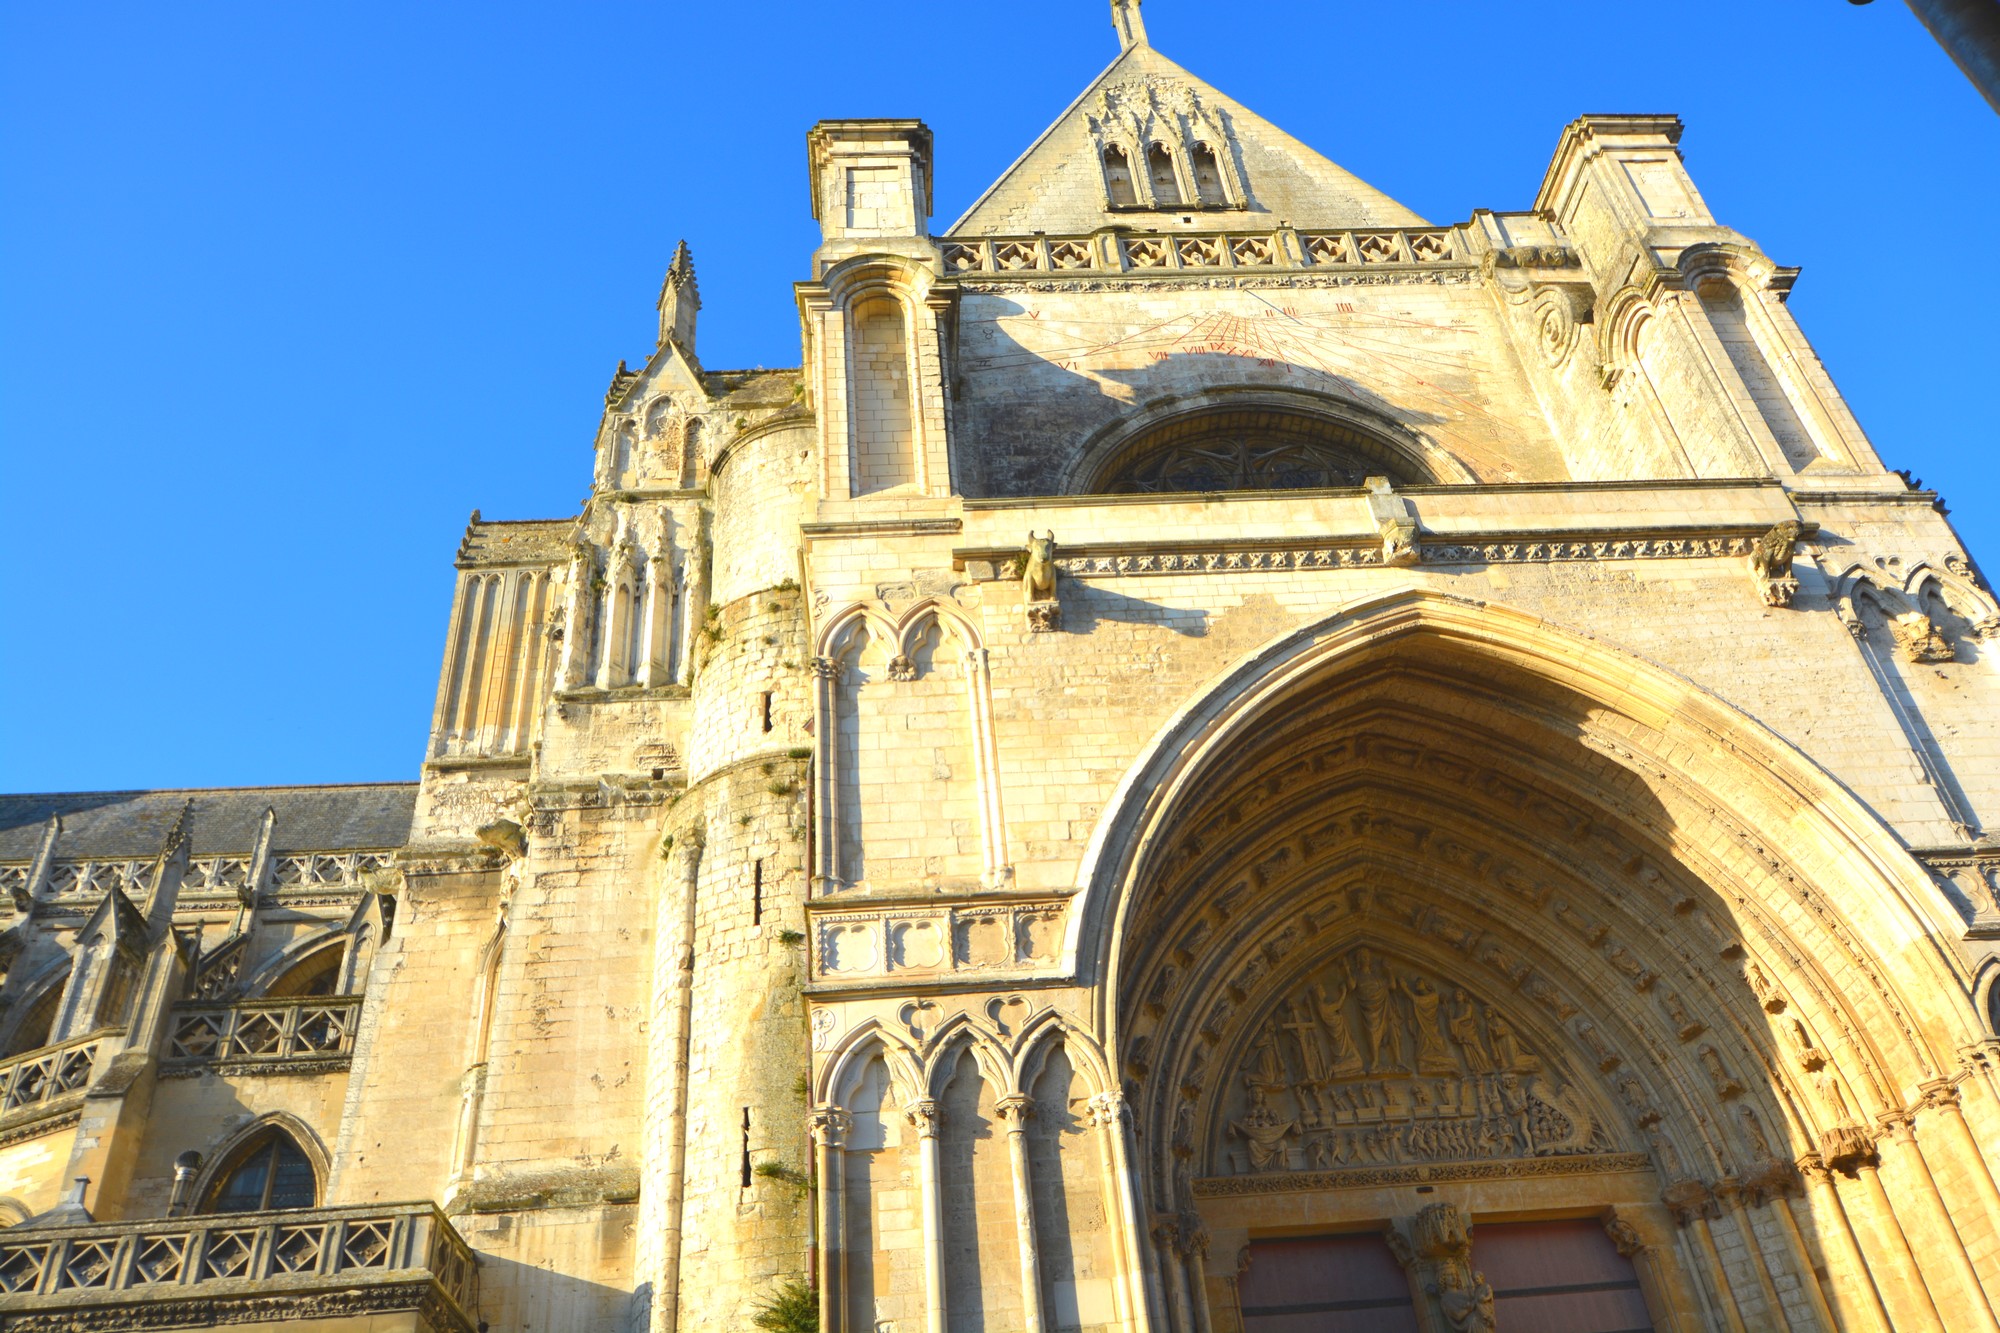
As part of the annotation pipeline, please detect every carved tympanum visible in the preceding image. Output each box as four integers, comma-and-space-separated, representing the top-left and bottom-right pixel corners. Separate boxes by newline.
1219, 947, 1615, 1175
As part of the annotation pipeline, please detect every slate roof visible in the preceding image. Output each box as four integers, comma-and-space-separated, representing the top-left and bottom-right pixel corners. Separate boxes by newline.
0, 784, 418, 861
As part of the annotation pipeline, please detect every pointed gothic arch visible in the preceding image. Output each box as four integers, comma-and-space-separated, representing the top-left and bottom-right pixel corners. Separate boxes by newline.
1064, 587, 1999, 1330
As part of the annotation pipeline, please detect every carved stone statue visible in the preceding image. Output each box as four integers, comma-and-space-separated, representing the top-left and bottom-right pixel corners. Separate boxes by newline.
1352, 948, 1403, 1073
1310, 979, 1365, 1078
1022, 530, 1058, 601
1022, 530, 1060, 632
1446, 990, 1493, 1072
1483, 1008, 1538, 1073
1749, 520, 1803, 607
1397, 972, 1458, 1075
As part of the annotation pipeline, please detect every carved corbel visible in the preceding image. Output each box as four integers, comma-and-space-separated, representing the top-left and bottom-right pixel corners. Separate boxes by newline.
1366, 477, 1421, 567
1747, 520, 1803, 608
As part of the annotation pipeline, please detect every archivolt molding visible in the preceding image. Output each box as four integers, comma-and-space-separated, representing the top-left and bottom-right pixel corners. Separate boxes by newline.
1071, 591, 1980, 1153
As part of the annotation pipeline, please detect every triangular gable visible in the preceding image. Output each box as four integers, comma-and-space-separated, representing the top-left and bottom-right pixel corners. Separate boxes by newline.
948, 43, 1426, 236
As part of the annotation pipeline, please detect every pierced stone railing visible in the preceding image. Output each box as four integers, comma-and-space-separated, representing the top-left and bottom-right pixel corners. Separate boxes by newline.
0, 1032, 108, 1116
0, 1202, 477, 1330
941, 227, 1462, 277
163, 996, 361, 1072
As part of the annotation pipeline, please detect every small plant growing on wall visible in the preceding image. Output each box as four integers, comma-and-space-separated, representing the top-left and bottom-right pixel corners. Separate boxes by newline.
750, 1279, 818, 1333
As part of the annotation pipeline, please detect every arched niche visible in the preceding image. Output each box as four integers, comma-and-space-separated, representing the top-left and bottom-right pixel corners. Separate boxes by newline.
1075, 590, 1999, 1332
1067, 392, 1475, 496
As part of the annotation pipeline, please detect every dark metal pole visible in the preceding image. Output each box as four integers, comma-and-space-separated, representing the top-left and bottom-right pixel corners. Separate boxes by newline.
1855, 0, 2000, 114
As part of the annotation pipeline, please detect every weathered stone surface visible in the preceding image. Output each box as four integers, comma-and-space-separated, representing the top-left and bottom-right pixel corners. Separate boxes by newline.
3, 4, 2000, 1330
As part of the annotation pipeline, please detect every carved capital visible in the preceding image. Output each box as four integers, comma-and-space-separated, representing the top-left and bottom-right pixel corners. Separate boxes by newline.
1819, 1123, 1877, 1172
1795, 1153, 1834, 1189
886, 654, 916, 682
809, 655, 841, 681
1088, 1090, 1129, 1127
995, 1094, 1036, 1128
1662, 1177, 1720, 1225
904, 1097, 943, 1138
807, 1106, 852, 1148
1917, 1078, 1962, 1114
1878, 1112, 1919, 1146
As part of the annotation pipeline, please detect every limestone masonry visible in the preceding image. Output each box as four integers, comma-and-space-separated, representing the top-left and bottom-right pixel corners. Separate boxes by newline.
4, 5, 2000, 1330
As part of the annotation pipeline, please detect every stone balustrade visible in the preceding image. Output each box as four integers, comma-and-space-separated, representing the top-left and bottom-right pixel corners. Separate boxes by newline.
163, 996, 360, 1074
0, 1032, 108, 1118
941, 226, 1463, 277
0, 1202, 477, 1331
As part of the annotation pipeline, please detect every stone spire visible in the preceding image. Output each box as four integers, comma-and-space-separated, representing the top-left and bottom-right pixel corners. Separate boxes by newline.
1111, 0, 1147, 49
657, 239, 700, 353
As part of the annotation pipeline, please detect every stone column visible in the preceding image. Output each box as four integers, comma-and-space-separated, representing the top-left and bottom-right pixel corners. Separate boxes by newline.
557, 543, 594, 689
1152, 1217, 1195, 1333
963, 647, 1010, 888
1664, 1179, 1748, 1333
1768, 1184, 1840, 1328
1179, 1216, 1214, 1333
996, 1094, 1046, 1333
1917, 1080, 2000, 1248
1714, 1177, 1790, 1327
638, 541, 676, 688
1090, 1090, 1157, 1331
1849, 1150, 1946, 1332
810, 657, 841, 895
1604, 1213, 1696, 1333
1411, 1202, 1493, 1333
1796, 1155, 1893, 1333
1382, 1227, 1444, 1333
809, 1107, 851, 1333
906, 1098, 945, 1333
1878, 1113, 1999, 1326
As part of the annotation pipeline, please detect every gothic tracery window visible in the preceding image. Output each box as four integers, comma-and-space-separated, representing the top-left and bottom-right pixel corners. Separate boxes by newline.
1102, 146, 1138, 208
1146, 144, 1182, 206
202, 1130, 317, 1214
1093, 410, 1419, 495
1191, 142, 1228, 206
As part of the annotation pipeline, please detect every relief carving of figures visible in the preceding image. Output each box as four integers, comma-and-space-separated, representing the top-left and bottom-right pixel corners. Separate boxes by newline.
1399, 972, 1459, 1074
1437, 1269, 1498, 1333
1446, 989, 1493, 1072
1213, 948, 1617, 1176
1310, 977, 1366, 1078
1352, 947, 1403, 1073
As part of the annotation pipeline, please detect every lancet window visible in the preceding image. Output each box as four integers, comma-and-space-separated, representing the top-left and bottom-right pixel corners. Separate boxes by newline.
1101, 146, 1138, 208
1146, 144, 1183, 206
202, 1130, 317, 1214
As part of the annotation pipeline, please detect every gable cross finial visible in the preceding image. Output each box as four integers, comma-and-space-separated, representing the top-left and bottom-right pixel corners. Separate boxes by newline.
1111, 0, 1147, 50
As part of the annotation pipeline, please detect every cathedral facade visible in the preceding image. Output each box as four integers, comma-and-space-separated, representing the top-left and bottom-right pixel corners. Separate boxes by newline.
4, 5, 2000, 1330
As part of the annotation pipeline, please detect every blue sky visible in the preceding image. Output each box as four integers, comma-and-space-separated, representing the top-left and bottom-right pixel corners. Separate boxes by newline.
2, 2, 1995, 792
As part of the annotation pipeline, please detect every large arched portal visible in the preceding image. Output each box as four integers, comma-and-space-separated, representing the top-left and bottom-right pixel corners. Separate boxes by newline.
1085, 592, 2000, 1333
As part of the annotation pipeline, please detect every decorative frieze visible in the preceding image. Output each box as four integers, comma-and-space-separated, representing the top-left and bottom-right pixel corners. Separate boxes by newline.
954, 529, 1767, 584
1193, 1150, 1652, 1197
810, 897, 1067, 982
